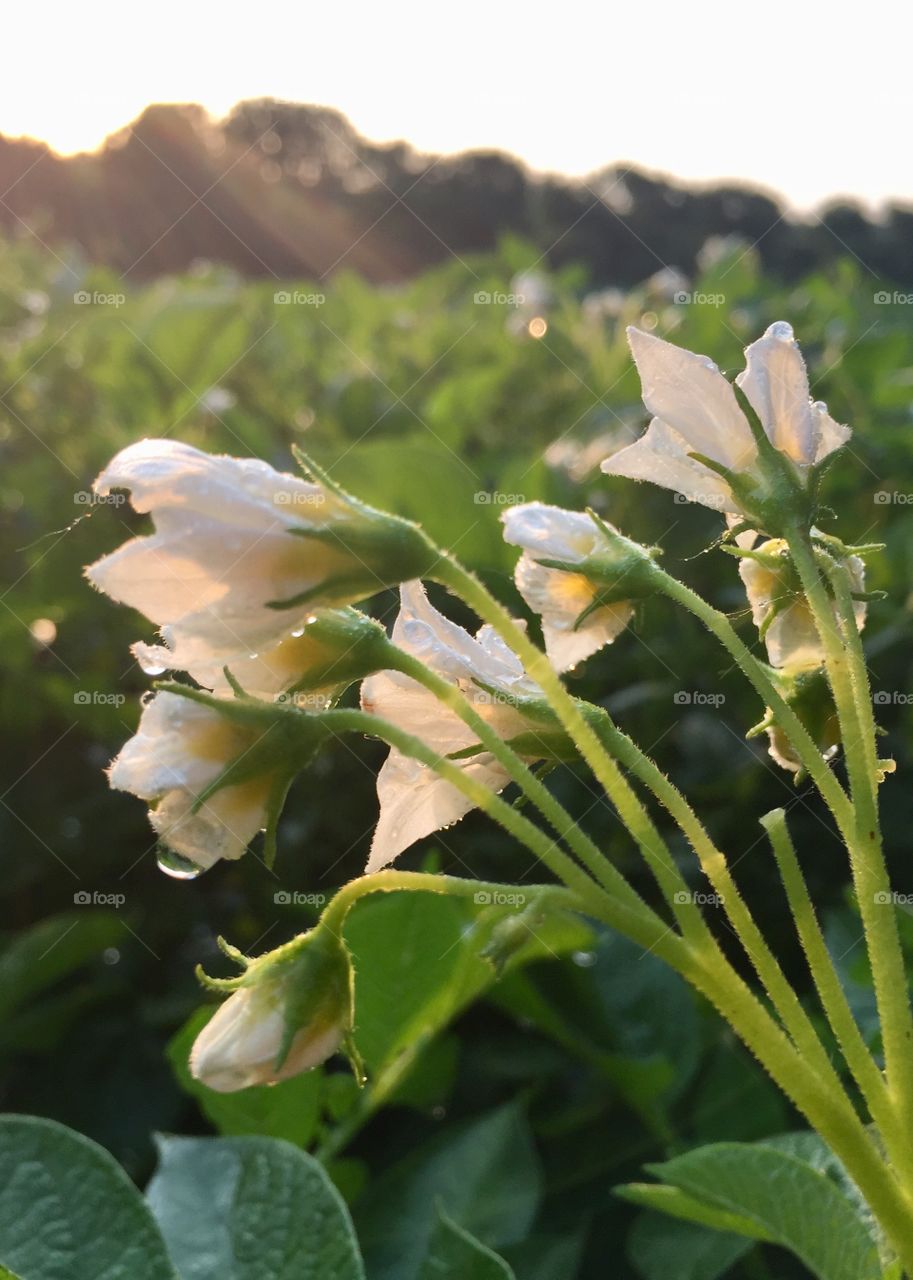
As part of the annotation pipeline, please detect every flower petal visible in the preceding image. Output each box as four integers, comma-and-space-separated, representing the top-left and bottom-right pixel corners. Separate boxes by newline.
602, 418, 737, 512
627, 327, 756, 470
737, 321, 816, 464
366, 749, 509, 872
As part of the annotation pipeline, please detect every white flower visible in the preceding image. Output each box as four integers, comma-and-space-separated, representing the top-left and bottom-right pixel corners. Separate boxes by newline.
501, 502, 634, 671
86, 439, 427, 680
190, 981, 345, 1092
602, 323, 850, 514
360, 581, 545, 872
738, 536, 866, 672
109, 691, 276, 871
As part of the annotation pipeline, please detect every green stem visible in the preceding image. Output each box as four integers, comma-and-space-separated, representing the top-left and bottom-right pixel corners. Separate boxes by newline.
320, 868, 578, 936
785, 525, 913, 1145
588, 709, 855, 1099
431, 557, 709, 945
760, 807, 913, 1185
684, 944, 913, 1270
649, 566, 855, 834
319, 707, 681, 962
388, 646, 655, 924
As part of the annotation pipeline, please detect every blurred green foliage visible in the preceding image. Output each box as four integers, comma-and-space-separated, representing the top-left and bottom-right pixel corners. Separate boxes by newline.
3, 233, 913, 1278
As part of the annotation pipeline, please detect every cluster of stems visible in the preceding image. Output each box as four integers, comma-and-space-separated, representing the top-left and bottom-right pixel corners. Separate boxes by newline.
311, 519, 913, 1271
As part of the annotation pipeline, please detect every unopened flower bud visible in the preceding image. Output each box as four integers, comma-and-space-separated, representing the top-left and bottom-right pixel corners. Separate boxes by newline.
190, 926, 355, 1092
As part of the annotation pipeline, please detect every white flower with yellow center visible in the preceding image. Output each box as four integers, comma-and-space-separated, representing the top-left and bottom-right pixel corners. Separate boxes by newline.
361, 581, 546, 872
502, 502, 635, 671
109, 691, 279, 872
602, 323, 850, 515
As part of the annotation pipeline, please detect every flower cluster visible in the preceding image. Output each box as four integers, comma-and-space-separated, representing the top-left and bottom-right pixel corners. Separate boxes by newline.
85, 320, 859, 1089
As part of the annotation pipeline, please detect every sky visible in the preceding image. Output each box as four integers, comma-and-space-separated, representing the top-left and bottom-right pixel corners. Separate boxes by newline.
3, 1, 910, 211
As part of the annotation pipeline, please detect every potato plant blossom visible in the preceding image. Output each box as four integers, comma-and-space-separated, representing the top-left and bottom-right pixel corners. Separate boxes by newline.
603, 323, 850, 517
360, 580, 549, 871
501, 502, 636, 670
86, 438, 434, 679
108, 690, 286, 873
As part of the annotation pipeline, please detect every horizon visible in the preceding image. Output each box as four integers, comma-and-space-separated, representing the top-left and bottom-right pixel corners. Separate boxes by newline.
2, 0, 910, 214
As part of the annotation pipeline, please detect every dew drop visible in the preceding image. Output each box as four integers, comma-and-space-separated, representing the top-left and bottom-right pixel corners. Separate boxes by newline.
157, 847, 205, 880
572, 949, 597, 968
768, 320, 794, 341
290, 627, 305, 638
140, 689, 156, 707
139, 658, 168, 676
248, 652, 259, 660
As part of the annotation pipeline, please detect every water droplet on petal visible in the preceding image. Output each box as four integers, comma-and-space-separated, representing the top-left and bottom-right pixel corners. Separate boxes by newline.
290, 627, 305, 638
157, 847, 205, 880
248, 652, 259, 660
767, 320, 794, 341
139, 658, 168, 676
140, 689, 157, 707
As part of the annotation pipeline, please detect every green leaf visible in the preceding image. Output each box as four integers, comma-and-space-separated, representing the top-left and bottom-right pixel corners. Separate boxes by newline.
418, 1207, 516, 1279
627, 1210, 754, 1280
0, 1114, 177, 1280
146, 1134, 364, 1280
644, 1140, 882, 1280
355, 1102, 541, 1280
335, 889, 589, 1141
166, 1008, 323, 1146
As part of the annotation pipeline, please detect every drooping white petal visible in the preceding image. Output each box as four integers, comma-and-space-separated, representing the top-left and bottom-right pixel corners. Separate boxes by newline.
109, 691, 272, 869
627, 327, 757, 471
366, 748, 510, 872
737, 321, 817, 465
602, 419, 737, 513
502, 503, 634, 670
514, 554, 632, 671
361, 581, 543, 868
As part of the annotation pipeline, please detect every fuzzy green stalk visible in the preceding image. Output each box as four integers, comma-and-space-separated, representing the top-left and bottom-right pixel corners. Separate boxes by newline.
318, 707, 679, 960
783, 523, 913, 1155
646, 565, 856, 834
430, 557, 709, 944
587, 708, 856, 1100
761, 807, 913, 1187
386, 645, 671, 932
683, 941, 913, 1268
